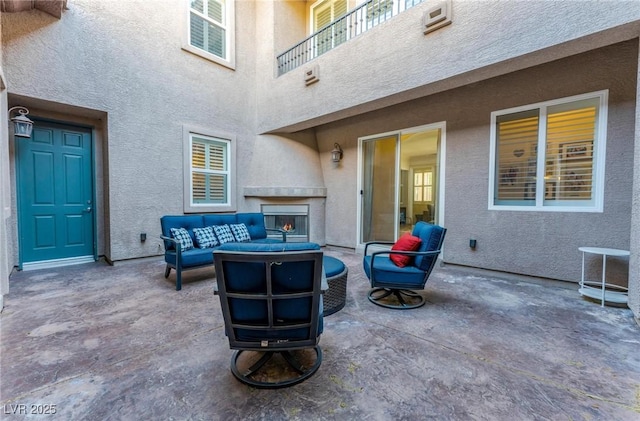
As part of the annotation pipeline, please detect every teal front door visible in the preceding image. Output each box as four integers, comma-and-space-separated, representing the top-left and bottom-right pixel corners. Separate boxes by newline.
16, 120, 95, 267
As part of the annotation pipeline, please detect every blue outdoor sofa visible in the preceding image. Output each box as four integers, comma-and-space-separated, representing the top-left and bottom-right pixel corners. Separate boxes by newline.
160, 213, 286, 290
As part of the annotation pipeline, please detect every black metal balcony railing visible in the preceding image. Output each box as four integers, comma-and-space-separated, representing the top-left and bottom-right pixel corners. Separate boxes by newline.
277, 0, 426, 76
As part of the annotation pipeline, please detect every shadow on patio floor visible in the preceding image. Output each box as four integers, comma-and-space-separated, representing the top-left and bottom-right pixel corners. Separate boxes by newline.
1, 247, 639, 420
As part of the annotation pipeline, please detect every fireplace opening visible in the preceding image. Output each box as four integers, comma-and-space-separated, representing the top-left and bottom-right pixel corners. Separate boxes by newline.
261, 204, 309, 242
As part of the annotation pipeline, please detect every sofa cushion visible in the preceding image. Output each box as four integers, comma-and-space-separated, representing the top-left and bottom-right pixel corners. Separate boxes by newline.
236, 213, 268, 240
165, 248, 214, 267
193, 226, 219, 248
229, 223, 251, 242
213, 224, 236, 244
170, 227, 194, 251
363, 255, 427, 289
161, 215, 204, 251
389, 233, 422, 267
203, 214, 237, 227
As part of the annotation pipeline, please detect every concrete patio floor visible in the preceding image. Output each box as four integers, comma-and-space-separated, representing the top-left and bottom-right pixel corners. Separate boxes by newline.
1, 247, 639, 420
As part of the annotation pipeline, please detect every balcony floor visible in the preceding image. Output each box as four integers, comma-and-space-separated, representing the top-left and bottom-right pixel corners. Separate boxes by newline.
1, 248, 639, 420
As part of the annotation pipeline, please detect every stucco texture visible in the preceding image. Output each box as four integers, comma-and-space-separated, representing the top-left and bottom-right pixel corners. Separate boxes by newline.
2, 1, 260, 261
317, 40, 638, 283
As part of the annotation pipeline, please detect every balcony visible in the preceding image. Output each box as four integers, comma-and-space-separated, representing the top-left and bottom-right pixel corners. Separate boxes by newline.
277, 0, 426, 76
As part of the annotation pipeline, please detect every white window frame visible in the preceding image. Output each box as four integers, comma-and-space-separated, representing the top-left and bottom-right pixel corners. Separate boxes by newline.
183, 0, 236, 70
488, 90, 608, 213
183, 125, 236, 213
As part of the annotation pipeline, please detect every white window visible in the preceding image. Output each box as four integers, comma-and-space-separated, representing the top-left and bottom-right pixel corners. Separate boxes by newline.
183, 126, 236, 213
184, 0, 235, 69
489, 91, 608, 212
414, 170, 433, 202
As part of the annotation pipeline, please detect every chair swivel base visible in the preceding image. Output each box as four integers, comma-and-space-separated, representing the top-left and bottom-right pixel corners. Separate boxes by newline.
368, 287, 426, 309
230, 347, 322, 389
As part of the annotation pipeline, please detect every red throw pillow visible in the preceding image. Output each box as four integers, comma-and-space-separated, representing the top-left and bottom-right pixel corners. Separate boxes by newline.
389, 233, 422, 267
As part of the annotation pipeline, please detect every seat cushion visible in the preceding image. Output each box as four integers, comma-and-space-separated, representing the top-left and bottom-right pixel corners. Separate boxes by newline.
389, 233, 422, 267
217, 242, 321, 252
323, 256, 346, 278
412, 222, 445, 271
363, 255, 427, 289
165, 247, 213, 268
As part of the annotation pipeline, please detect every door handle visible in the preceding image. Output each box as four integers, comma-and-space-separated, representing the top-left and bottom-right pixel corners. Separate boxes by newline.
84, 207, 92, 213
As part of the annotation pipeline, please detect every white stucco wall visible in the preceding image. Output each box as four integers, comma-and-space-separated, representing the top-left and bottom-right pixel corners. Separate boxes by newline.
260, 0, 640, 133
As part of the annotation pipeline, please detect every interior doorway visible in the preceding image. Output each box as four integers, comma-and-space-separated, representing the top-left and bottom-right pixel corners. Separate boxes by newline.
358, 123, 444, 247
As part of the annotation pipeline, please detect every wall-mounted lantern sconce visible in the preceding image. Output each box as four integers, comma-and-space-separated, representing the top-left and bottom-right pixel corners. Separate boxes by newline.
8, 106, 34, 138
330, 143, 343, 163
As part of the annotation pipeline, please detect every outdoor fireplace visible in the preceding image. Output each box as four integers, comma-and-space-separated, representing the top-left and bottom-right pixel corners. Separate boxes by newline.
261, 204, 309, 242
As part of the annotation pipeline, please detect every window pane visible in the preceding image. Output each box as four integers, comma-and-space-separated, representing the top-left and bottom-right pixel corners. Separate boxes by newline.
495, 110, 539, 204
191, 134, 229, 205
191, 0, 203, 13
207, 0, 224, 24
190, 12, 225, 58
414, 173, 422, 185
207, 24, 225, 58
208, 142, 226, 170
425, 186, 432, 202
192, 173, 227, 204
414, 187, 422, 202
546, 101, 596, 202
192, 142, 206, 169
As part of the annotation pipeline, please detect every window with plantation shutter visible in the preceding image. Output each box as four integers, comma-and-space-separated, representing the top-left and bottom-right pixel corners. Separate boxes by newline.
311, 0, 348, 56
183, 127, 236, 213
191, 136, 228, 204
489, 91, 607, 212
185, 0, 235, 68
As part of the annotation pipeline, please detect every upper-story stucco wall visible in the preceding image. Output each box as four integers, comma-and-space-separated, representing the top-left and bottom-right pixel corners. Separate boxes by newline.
259, 0, 640, 133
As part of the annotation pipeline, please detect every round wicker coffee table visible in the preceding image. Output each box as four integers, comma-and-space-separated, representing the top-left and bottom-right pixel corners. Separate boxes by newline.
323, 256, 348, 316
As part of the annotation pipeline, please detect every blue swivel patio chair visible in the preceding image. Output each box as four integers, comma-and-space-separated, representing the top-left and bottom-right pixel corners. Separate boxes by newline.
213, 242, 325, 388
363, 222, 446, 309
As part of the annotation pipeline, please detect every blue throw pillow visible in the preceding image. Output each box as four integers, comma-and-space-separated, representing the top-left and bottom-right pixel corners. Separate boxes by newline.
170, 227, 194, 251
193, 226, 219, 248
229, 223, 251, 242
213, 225, 236, 245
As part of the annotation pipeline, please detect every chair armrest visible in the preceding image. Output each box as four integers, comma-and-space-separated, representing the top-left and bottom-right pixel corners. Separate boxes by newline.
363, 241, 395, 256
265, 228, 287, 242
160, 235, 182, 261
370, 249, 441, 258
160, 235, 178, 250
367, 249, 442, 280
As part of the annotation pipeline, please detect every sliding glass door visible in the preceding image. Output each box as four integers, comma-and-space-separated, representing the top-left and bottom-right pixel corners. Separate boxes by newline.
361, 134, 399, 243
359, 125, 442, 246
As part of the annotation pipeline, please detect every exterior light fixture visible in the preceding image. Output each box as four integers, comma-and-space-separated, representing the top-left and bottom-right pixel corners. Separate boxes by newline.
330, 143, 343, 163
8, 106, 34, 138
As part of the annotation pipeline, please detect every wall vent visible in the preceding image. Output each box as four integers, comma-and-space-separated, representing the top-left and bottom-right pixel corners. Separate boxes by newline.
423, 0, 452, 34
304, 65, 320, 86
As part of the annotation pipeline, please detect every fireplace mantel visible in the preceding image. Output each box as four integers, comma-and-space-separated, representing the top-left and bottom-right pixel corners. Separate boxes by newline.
243, 187, 327, 198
